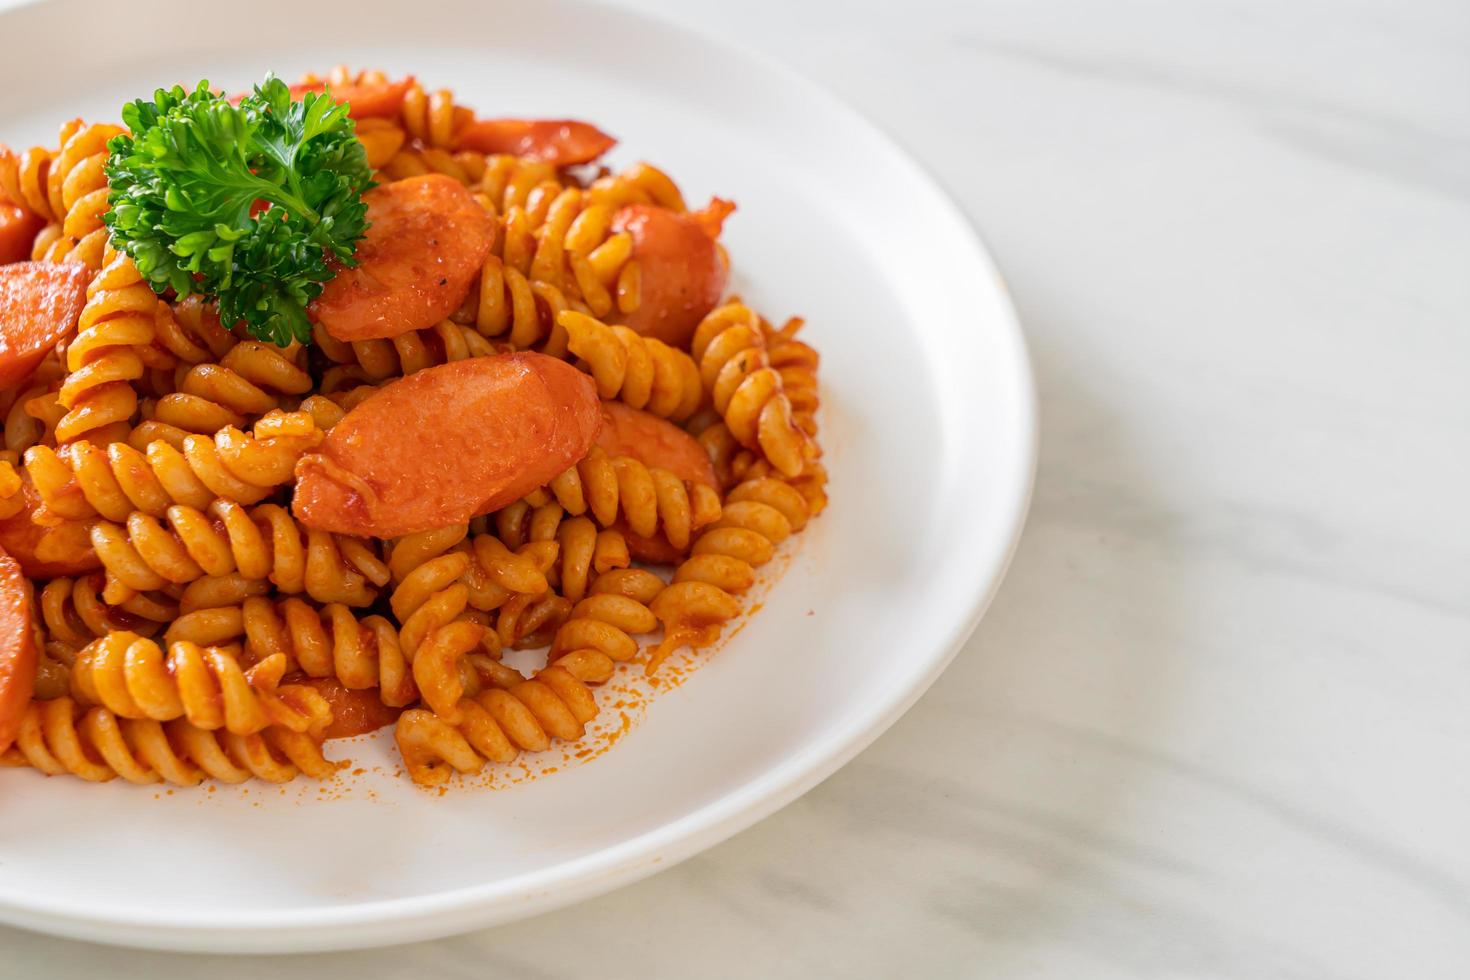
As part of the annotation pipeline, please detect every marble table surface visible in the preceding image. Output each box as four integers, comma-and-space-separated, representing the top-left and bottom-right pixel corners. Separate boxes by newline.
5, 0, 1467, 975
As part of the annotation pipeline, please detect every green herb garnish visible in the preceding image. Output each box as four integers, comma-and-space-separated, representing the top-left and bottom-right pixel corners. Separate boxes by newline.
104, 75, 373, 346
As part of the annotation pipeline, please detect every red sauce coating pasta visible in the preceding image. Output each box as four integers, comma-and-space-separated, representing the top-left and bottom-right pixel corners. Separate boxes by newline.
596, 402, 720, 562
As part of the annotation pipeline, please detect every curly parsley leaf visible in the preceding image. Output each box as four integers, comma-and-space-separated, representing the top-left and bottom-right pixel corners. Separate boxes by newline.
103, 75, 373, 346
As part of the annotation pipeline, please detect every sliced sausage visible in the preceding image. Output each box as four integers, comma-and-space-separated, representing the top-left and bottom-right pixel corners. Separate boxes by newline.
293, 353, 601, 538
311, 175, 495, 342
0, 261, 90, 387
596, 401, 717, 489
611, 204, 729, 348
0, 202, 44, 265
454, 118, 615, 166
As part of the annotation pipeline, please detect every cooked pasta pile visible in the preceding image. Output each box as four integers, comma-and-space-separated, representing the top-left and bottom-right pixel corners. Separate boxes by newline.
0, 68, 827, 789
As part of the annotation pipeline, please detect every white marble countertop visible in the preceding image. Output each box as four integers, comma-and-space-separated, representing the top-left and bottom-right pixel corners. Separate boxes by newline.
5, 0, 1468, 975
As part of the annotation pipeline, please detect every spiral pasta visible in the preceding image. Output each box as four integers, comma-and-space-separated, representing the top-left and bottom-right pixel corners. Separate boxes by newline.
550, 568, 663, 665
492, 589, 572, 650
90, 499, 385, 607
743, 315, 827, 513
455, 175, 664, 341
586, 162, 687, 212
2, 352, 65, 457
527, 187, 646, 318
353, 117, 407, 170
297, 68, 472, 153
414, 158, 712, 358
692, 308, 826, 506
1, 119, 88, 267
457, 260, 583, 357
0, 697, 340, 785
31, 650, 72, 701
386, 526, 563, 711
381, 145, 491, 185
690, 302, 813, 479
551, 515, 630, 603
394, 649, 613, 786
769, 335, 820, 438
238, 596, 416, 708
386, 526, 473, 644
744, 457, 830, 518
137, 339, 312, 445
53, 250, 159, 445
42, 122, 125, 269
387, 529, 480, 712
313, 319, 507, 388
493, 498, 567, 550
674, 479, 808, 591
0, 125, 77, 222
477, 154, 564, 214
465, 533, 563, 615
690, 413, 753, 490
0, 457, 25, 519
476, 162, 686, 305
519, 187, 637, 316
24, 409, 322, 522
400, 77, 474, 150
490, 500, 634, 602
69, 632, 332, 736
299, 65, 393, 89
645, 479, 811, 673
525, 445, 723, 551
172, 571, 267, 613
0, 461, 99, 578
151, 296, 239, 367
39, 573, 175, 651
560, 310, 702, 420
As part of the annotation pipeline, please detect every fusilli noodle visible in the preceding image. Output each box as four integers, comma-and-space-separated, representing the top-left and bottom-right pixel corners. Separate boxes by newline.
646, 479, 811, 673
526, 445, 723, 551
24, 409, 322, 521
394, 650, 612, 787
239, 596, 415, 707
561, 310, 702, 420
1, 697, 340, 785
54, 250, 159, 445
90, 499, 384, 607
690, 302, 813, 478
43, 122, 124, 269
69, 631, 332, 735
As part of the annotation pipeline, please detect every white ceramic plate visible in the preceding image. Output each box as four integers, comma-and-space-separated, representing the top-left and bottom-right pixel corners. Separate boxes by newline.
0, 0, 1034, 952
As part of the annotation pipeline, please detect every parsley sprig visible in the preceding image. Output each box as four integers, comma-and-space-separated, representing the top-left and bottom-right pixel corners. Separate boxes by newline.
104, 75, 373, 346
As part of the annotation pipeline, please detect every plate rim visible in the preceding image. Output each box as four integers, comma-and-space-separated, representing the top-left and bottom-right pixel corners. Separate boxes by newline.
0, 0, 1037, 951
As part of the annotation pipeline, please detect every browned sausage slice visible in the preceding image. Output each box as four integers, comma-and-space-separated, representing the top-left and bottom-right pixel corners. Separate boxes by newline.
293, 353, 601, 538
311, 175, 495, 342
0, 261, 90, 388
610, 202, 731, 348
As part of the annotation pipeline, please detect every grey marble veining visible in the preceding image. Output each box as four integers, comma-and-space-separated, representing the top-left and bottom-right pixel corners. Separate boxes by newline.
3, 0, 1467, 975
